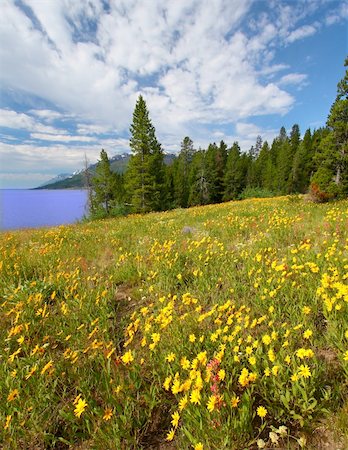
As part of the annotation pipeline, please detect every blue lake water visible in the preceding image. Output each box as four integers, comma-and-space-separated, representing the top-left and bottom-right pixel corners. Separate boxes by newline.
0, 190, 89, 231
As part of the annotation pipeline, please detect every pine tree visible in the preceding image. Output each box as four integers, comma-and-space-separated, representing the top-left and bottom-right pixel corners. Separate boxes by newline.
223, 142, 246, 200
174, 136, 195, 207
125, 95, 165, 212
311, 58, 348, 197
90, 149, 121, 217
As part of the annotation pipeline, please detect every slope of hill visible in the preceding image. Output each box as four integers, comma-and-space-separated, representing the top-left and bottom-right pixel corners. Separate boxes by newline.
1, 197, 347, 449
36, 153, 176, 189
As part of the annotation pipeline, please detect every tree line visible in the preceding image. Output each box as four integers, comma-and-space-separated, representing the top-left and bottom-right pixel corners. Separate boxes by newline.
89, 58, 347, 218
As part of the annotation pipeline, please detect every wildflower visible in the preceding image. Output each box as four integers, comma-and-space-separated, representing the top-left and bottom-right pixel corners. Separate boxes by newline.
207, 395, 217, 412
268, 348, 275, 363
262, 334, 272, 345
166, 352, 176, 362
257, 439, 266, 448
151, 333, 160, 343
41, 360, 53, 375
121, 350, 134, 365
103, 408, 113, 421
172, 378, 182, 395
193, 443, 203, 450
272, 365, 280, 376
231, 395, 240, 408
181, 357, 191, 370
269, 431, 279, 445
179, 395, 188, 410
166, 428, 175, 441
7, 389, 19, 402
171, 411, 180, 427
302, 306, 311, 315
298, 364, 311, 378
74, 397, 87, 418
344, 350, 348, 361
4, 415, 12, 430
189, 334, 196, 343
25, 365, 37, 380
163, 376, 172, 391
217, 369, 225, 381
277, 425, 287, 437
303, 329, 313, 339
248, 356, 256, 366
256, 406, 267, 418
190, 389, 201, 404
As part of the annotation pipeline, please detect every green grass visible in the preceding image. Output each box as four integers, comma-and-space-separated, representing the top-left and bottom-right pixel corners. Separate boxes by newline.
1, 196, 347, 449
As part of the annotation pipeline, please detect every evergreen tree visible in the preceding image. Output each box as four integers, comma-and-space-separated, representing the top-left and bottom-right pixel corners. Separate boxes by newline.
125, 95, 165, 212
312, 58, 348, 197
174, 136, 195, 207
223, 142, 246, 200
188, 150, 209, 206
90, 149, 122, 217
292, 128, 313, 193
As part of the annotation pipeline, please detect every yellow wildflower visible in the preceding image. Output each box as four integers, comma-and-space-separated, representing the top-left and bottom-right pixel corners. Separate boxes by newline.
166, 352, 176, 362
41, 360, 53, 375
103, 408, 113, 421
166, 428, 175, 441
7, 389, 19, 402
207, 395, 217, 412
193, 443, 204, 450
298, 364, 311, 378
218, 369, 226, 381
256, 406, 267, 418
171, 411, 180, 428
179, 395, 188, 410
303, 329, 313, 339
74, 398, 87, 418
121, 350, 134, 365
190, 389, 201, 404
4, 415, 12, 430
231, 395, 240, 408
189, 334, 196, 343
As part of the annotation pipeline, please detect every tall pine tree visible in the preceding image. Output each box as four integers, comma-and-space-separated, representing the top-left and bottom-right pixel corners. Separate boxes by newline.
312, 58, 348, 197
125, 95, 165, 212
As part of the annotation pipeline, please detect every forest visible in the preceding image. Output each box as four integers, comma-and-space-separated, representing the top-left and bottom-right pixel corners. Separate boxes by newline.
90, 58, 347, 218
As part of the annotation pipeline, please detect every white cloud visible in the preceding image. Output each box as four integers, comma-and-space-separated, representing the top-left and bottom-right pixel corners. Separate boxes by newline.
30, 133, 96, 143
0, 0, 343, 187
0, 109, 65, 134
29, 109, 66, 122
279, 73, 308, 86
286, 24, 318, 43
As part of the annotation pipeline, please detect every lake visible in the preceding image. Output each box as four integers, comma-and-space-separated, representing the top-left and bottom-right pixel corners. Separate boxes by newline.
0, 189, 89, 231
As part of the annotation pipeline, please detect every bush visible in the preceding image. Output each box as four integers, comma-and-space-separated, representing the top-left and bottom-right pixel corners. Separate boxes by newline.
307, 183, 333, 203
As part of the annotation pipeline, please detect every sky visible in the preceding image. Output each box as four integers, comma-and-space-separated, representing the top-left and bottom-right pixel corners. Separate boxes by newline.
0, 0, 347, 189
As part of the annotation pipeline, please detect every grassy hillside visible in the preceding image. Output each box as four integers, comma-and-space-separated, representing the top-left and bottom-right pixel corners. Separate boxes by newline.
1, 197, 348, 449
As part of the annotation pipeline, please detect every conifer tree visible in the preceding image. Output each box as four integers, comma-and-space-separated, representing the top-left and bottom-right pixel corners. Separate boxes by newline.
174, 136, 195, 207
125, 95, 165, 212
90, 149, 121, 217
311, 58, 348, 197
223, 142, 246, 200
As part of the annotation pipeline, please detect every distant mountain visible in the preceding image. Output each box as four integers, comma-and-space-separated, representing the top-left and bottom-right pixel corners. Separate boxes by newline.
37, 173, 72, 187
35, 153, 176, 189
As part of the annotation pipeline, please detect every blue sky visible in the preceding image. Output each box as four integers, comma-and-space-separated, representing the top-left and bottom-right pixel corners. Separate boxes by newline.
0, 0, 347, 188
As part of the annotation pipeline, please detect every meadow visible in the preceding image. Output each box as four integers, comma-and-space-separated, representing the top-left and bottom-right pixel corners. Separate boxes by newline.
1, 196, 347, 449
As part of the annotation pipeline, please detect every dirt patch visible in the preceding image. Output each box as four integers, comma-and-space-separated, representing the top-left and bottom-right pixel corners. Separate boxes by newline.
308, 423, 347, 450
